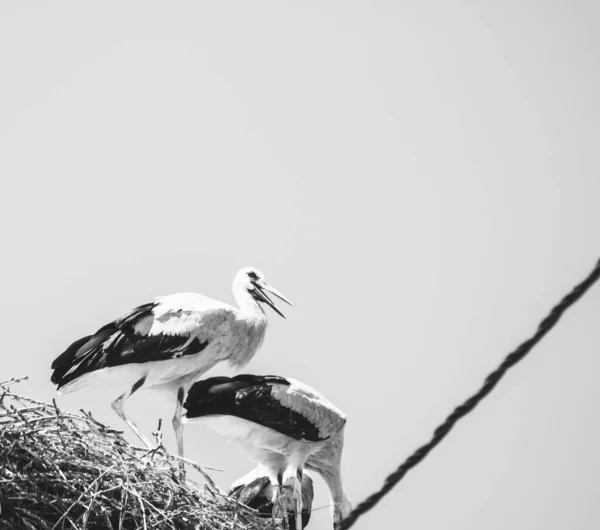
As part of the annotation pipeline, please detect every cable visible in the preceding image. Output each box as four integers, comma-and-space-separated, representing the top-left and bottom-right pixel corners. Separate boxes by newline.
339, 258, 600, 530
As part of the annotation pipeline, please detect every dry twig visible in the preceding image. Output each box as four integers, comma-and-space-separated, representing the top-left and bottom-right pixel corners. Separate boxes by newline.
0, 378, 276, 530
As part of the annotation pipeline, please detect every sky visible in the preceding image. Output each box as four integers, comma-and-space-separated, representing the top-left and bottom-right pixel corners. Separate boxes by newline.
1, 2, 599, 529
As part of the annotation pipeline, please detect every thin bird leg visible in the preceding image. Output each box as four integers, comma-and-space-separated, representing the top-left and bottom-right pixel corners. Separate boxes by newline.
293, 470, 304, 530
172, 387, 185, 470
272, 472, 287, 526
111, 377, 153, 449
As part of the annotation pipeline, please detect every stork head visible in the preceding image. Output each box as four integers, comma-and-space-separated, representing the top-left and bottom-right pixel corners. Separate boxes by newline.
233, 267, 293, 318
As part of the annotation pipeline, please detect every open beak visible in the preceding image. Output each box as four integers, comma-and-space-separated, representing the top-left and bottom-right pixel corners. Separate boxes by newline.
253, 280, 293, 318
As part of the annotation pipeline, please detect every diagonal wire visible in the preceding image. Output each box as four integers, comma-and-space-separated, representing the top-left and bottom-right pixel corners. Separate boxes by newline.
339, 257, 600, 530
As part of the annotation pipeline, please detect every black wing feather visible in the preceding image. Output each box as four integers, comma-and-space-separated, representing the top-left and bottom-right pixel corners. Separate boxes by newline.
51, 302, 209, 389
184, 375, 325, 442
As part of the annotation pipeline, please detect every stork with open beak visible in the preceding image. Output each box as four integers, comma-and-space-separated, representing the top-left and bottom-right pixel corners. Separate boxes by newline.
50, 267, 292, 461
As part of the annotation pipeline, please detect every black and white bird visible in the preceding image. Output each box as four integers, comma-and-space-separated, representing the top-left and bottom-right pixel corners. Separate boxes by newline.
182, 375, 352, 530
50, 267, 292, 459
229, 466, 314, 529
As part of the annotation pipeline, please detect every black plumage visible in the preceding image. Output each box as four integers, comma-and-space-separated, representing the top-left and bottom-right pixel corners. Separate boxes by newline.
51, 302, 209, 389
184, 375, 327, 442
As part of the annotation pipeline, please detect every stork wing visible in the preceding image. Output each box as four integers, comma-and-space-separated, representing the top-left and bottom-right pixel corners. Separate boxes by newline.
271, 378, 347, 440
51, 293, 232, 389
184, 375, 328, 442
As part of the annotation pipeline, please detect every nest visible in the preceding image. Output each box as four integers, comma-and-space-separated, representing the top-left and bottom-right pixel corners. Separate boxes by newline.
0, 377, 274, 530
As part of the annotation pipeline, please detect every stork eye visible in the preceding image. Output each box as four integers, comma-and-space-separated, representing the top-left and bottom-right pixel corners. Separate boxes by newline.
247, 271, 259, 281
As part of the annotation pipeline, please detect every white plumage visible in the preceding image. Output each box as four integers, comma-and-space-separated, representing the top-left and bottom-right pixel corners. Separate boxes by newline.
50, 267, 292, 459
182, 375, 352, 530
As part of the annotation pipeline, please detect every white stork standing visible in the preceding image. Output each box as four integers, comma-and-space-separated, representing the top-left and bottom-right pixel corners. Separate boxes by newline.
182, 375, 352, 530
230, 466, 315, 529
50, 267, 292, 460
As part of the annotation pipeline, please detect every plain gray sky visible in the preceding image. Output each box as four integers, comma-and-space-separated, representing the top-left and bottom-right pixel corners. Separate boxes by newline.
1, 2, 600, 529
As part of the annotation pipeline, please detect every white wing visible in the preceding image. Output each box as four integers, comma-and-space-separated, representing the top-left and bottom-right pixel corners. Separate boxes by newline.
270, 379, 347, 440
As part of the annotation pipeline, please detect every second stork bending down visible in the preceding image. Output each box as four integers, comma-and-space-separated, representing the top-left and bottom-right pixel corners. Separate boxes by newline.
183, 375, 352, 530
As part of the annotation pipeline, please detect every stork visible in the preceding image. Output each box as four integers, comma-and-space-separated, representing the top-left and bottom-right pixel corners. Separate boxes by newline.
182, 375, 352, 530
50, 267, 292, 460
230, 466, 314, 529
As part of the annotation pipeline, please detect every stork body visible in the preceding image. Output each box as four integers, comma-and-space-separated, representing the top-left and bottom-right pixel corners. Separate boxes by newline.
183, 375, 352, 529
230, 466, 314, 529
50, 268, 291, 458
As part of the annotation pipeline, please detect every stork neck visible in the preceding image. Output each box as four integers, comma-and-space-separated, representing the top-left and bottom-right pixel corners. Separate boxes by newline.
320, 466, 352, 529
308, 433, 352, 529
234, 287, 266, 321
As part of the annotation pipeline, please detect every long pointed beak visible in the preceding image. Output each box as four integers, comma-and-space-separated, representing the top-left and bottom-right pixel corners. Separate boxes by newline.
260, 281, 293, 307
254, 280, 293, 318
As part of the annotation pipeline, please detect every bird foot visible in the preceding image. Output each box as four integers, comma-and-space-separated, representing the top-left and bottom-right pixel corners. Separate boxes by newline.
175, 456, 187, 482
272, 486, 293, 529
143, 419, 166, 459
173, 465, 187, 483
143, 443, 166, 460
272, 499, 287, 528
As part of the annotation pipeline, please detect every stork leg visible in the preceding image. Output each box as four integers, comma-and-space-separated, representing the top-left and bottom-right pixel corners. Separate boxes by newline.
272, 471, 287, 527
293, 469, 304, 530
111, 377, 153, 449
172, 387, 185, 471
